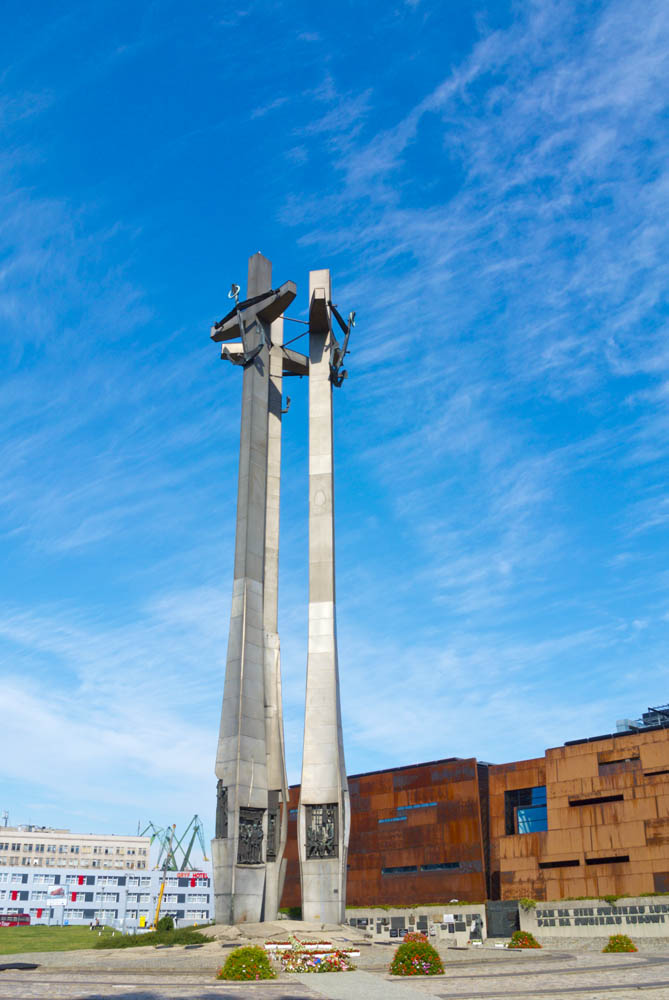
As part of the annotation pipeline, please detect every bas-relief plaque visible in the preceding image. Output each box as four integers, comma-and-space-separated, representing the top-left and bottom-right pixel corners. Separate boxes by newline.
215, 781, 228, 839
305, 803, 338, 859
266, 809, 278, 861
237, 808, 264, 865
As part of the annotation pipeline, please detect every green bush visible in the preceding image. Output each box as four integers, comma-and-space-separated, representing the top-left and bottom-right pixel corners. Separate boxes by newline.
519, 898, 536, 911
603, 934, 637, 953
95, 928, 208, 949
217, 945, 276, 981
508, 930, 541, 949
390, 940, 444, 976
601, 895, 619, 907
156, 915, 174, 932
278, 906, 302, 919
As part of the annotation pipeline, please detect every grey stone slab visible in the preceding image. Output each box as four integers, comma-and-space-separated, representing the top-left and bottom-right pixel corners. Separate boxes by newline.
294, 970, 443, 1000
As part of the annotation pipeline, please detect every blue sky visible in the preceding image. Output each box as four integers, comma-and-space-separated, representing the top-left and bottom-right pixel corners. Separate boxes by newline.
1, 0, 668, 845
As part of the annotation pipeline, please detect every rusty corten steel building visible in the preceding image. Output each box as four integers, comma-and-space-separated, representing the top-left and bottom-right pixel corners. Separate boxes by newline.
489, 724, 669, 901
280, 722, 669, 907
280, 757, 489, 909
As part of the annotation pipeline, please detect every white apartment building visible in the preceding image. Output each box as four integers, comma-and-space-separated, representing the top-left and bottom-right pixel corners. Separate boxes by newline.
0, 866, 212, 928
0, 824, 213, 928
0, 826, 149, 870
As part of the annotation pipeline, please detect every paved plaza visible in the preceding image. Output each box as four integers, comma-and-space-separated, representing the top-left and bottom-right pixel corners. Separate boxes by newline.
3, 937, 669, 1000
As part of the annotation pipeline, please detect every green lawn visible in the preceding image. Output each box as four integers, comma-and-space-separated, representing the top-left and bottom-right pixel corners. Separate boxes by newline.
0, 924, 118, 955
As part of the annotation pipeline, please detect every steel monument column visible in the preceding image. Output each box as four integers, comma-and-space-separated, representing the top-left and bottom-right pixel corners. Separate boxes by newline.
210, 253, 297, 924
262, 310, 289, 920
297, 269, 351, 923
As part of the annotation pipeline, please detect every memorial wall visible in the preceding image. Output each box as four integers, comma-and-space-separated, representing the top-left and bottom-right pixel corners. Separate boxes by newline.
521, 897, 669, 939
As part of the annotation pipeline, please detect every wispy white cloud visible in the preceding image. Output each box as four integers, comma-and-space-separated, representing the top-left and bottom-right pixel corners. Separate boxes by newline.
2, 0, 668, 833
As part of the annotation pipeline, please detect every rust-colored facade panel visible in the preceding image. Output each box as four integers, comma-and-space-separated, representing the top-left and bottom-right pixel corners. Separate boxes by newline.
281, 757, 487, 909
280, 726, 669, 909
489, 726, 669, 901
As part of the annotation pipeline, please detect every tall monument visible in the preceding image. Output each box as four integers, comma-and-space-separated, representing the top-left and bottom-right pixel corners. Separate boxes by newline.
210, 253, 302, 924
210, 256, 353, 925
297, 269, 352, 922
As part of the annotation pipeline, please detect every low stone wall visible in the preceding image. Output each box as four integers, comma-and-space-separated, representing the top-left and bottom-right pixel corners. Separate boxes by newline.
520, 897, 669, 939
346, 904, 487, 948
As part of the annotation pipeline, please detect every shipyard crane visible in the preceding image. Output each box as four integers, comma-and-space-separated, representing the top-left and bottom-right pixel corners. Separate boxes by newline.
139, 815, 209, 871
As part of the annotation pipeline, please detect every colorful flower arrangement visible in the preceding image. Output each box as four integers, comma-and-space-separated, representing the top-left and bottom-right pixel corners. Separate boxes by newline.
603, 934, 637, 953
278, 946, 356, 973
389, 940, 444, 976
507, 930, 541, 949
217, 945, 276, 980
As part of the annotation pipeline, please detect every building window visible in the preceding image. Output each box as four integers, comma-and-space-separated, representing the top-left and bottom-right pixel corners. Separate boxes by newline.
420, 862, 459, 871
381, 865, 418, 875
504, 786, 547, 834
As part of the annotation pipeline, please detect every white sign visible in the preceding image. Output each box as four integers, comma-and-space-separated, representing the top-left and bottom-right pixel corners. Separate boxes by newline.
442, 913, 455, 922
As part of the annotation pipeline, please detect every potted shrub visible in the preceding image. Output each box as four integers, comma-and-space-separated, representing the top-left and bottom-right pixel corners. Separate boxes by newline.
390, 940, 444, 976
508, 930, 541, 949
603, 934, 637, 953
217, 945, 276, 981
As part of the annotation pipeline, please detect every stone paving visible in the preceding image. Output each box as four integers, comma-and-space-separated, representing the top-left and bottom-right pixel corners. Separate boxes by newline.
3, 937, 669, 1000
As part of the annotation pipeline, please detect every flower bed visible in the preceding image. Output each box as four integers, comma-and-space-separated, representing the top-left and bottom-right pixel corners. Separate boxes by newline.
390, 940, 444, 976
217, 945, 276, 981
263, 936, 358, 971
403, 931, 429, 943
264, 941, 292, 952
603, 934, 637, 953
279, 947, 356, 973
507, 930, 541, 949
